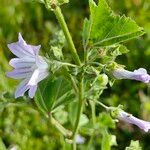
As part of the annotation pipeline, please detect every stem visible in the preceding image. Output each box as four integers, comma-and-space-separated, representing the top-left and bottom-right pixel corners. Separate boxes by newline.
87, 101, 96, 149
72, 76, 84, 150
54, 6, 81, 66
51, 116, 72, 137
62, 66, 78, 94
90, 101, 96, 125
92, 100, 109, 110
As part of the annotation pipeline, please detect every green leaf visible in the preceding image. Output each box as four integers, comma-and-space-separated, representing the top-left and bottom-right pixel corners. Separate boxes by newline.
125, 140, 142, 150
54, 106, 68, 124
82, 18, 92, 47
0, 138, 7, 150
35, 77, 63, 114
101, 130, 111, 150
110, 135, 117, 146
110, 45, 129, 57
58, 0, 69, 5
98, 112, 115, 129
89, 0, 145, 46
52, 90, 74, 109
35, 77, 74, 114
68, 101, 89, 127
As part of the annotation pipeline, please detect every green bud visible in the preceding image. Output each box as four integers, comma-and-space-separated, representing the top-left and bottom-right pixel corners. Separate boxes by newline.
97, 74, 108, 86
110, 105, 124, 119
44, 0, 69, 10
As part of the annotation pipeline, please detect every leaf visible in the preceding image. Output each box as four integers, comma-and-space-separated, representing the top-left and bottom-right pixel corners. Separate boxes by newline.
68, 101, 89, 127
101, 130, 111, 150
110, 45, 129, 57
35, 77, 74, 114
125, 140, 142, 150
79, 114, 89, 127
110, 135, 117, 146
58, 0, 69, 5
54, 106, 68, 124
82, 18, 92, 47
0, 138, 7, 150
98, 112, 115, 129
35, 77, 63, 114
89, 0, 145, 46
52, 90, 74, 109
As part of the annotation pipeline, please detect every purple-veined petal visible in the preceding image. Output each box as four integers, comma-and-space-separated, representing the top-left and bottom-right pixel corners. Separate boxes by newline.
18, 33, 41, 55
8, 33, 41, 58
28, 85, 37, 98
113, 68, 150, 83
15, 78, 30, 98
7, 33, 49, 98
118, 111, 150, 132
7, 68, 33, 79
7, 42, 34, 58
9, 57, 35, 69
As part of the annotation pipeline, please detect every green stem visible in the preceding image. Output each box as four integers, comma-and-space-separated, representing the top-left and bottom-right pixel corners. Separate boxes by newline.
54, 6, 81, 66
91, 100, 109, 110
62, 66, 78, 94
87, 101, 96, 149
51, 116, 72, 137
90, 101, 96, 125
72, 76, 84, 150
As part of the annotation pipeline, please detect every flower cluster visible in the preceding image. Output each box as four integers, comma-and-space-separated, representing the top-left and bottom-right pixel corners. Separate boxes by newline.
7, 33, 49, 98
112, 67, 150, 132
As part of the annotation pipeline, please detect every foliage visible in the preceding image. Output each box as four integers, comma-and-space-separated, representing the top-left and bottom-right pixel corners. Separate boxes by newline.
0, 0, 150, 150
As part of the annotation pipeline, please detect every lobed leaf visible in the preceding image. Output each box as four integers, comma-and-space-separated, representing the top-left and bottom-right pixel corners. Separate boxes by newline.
89, 0, 145, 46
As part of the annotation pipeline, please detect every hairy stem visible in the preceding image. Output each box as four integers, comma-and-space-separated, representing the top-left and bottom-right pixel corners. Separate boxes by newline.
72, 76, 84, 150
54, 6, 81, 66
90, 100, 109, 110
90, 101, 96, 125
51, 116, 72, 137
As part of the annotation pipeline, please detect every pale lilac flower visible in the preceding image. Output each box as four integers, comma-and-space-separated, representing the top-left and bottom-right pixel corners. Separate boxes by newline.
7, 33, 49, 98
76, 135, 85, 144
113, 68, 150, 83
118, 111, 150, 132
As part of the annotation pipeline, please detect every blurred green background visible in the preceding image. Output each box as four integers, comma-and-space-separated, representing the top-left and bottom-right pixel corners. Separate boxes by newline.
0, 0, 150, 149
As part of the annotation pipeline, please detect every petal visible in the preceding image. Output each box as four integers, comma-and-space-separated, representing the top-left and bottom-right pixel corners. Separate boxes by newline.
36, 56, 48, 69
32, 45, 41, 55
9, 57, 35, 69
18, 33, 41, 55
28, 85, 37, 98
7, 68, 33, 79
118, 111, 150, 132
134, 68, 147, 74
113, 69, 133, 79
7, 33, 41, 58
37, 69, 49, 83
15, 78, 30, 98
7, 42, 34, 58
28, 69, 40, 86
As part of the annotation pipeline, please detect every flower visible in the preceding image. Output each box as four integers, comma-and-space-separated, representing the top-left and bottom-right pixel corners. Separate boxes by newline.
76, 135, 85, 144
7, 33, 49, 98
118, 111, 150, 132
112, 68, 150, 83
